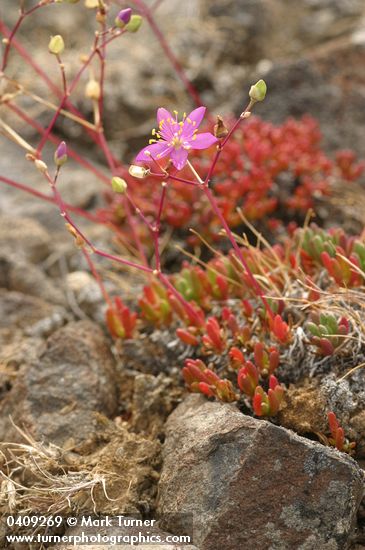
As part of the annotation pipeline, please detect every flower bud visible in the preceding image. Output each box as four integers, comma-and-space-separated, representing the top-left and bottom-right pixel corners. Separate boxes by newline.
85, 79, 101, 100
249, 79, 267, 103
48, 35, 65, 56
115, 8, 132, 28
54, 141, 68, 167
35, 159, 48, 174
125, 15, 143, 33
129, 165, 149, 179
111, 176, 127, 194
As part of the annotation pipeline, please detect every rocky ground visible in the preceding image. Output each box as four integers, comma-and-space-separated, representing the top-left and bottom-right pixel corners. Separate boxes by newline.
0, 1, 365, 549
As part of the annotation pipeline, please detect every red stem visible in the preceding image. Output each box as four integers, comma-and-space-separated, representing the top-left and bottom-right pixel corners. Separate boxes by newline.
82, 247, 112, 307
0, 174, 100, 223
204, 186, 274, 320
45, 171, 153, 275
130, 0, 203, 107
0, 20, 121, 169
199, 102, 274, 319
6, 103, 110, 184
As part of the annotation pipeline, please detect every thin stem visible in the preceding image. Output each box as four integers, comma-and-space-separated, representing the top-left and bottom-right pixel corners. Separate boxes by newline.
184, 104, 274, 320
204, 102, 253, 186
45, 168, 153, 274
0, 20, 122, 169
0, 174, 101, 223
153, 182, 168, 270
204, 186, 274, 320
82, 247, 112, 307
37, 54, 69, 154
7, 102, 110, 184
130, 0, 202, 107
0, 0, 51, 71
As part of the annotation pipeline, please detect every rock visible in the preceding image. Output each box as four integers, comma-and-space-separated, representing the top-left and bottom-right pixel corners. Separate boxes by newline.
158, 395, 364, 550
65, 270, 103, 314
0, 216, 51, 263
0, 321, 118, 449
0, 289, 66, 335
0, 252, 65, 304
249, 40, 365, 156
0, 336, 44, 401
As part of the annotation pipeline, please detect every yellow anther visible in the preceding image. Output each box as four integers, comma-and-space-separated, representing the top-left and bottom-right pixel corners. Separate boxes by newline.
187, 117, 192, 124
149, 139, 157, 144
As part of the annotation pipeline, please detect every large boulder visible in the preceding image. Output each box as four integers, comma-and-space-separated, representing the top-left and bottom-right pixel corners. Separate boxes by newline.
158, 395, 364, 550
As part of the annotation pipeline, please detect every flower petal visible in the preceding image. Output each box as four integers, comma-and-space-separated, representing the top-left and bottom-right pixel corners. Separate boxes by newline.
135, 141, 172, 163
157, 108, 177, 140
183, 106, 206, 137
157, 107, 174, 125
188, 132, 218, 150
170, 148, 189, 170
187, 106, 206, 127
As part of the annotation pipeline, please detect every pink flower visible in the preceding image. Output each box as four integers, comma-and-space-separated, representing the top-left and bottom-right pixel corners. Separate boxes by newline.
135, 107, 218, 171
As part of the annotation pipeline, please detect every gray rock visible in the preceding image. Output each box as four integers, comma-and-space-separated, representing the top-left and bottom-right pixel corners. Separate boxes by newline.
0, 252, 65, 304
0, 289, 67, 335
158, 395, 364, 550
249, 40, 365, 157
0, 216, 51, 263
0, 321, 118, 449
65, 270, 103, 314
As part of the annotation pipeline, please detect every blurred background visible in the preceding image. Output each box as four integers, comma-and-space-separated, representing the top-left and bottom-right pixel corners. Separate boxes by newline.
1, 0, 365, 244
1, 0, 365, 161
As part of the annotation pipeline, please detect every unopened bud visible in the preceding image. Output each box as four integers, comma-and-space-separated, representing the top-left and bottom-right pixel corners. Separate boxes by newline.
85, 79, 101, 100
35, 159, 48, 174
115, 8, 132, 28
111, 176, 127, 194
48, 35, 65, 56
54, 141, 68, 167
214, 115, 228, 139
129, 165, 149, 179
125, 15, 143, 33
249, 79, 267, 103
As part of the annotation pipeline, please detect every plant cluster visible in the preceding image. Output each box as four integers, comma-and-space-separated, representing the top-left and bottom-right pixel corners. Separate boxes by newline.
0, 1, 363, 450
99, 115, 365, 248
327, 412, 356, 454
